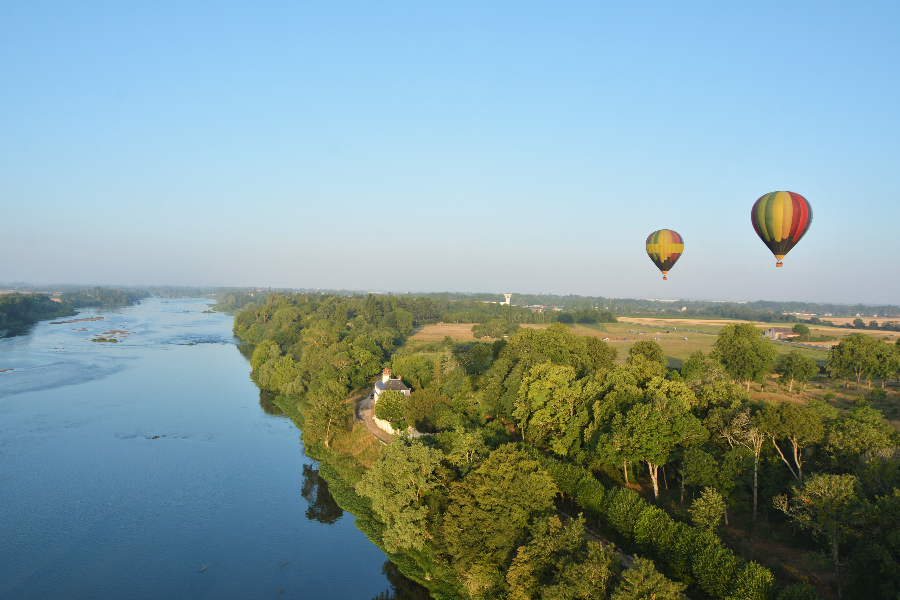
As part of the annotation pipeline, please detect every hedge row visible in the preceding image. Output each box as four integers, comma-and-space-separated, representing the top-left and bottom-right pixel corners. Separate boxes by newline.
530, 450, 819, 600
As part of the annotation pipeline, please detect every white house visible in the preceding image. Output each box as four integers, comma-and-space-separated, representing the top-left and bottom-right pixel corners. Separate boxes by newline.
373, 368, 410, 401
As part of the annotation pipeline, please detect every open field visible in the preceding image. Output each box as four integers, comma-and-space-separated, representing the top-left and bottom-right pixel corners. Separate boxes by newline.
408, 323, 481, 342
523, 321, 832, 367
822, 316, 900, 326
406, 318, 898, 368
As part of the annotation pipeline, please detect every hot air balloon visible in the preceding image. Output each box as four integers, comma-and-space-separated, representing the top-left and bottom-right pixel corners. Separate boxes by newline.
646, 229, 684, 280
751, 191, 812, 267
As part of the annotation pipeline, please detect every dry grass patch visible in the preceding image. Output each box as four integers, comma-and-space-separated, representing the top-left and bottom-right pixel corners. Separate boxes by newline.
408, 323, 481, 342
331, 421, 383, 470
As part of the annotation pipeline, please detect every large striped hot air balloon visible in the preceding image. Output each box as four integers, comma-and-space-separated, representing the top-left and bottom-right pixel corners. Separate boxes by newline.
751, 191, 813, 267
646, 229, 684, 280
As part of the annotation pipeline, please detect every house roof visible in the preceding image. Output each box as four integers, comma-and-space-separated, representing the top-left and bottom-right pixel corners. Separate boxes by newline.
375, 379, 410, 392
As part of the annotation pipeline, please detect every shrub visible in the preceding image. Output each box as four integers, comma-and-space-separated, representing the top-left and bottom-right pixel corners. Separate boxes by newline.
603, 488, 647, 540
730, 561, 776, 600
633, 505, 671, 555
693, 542, 742, 598
776, 583, 819, 600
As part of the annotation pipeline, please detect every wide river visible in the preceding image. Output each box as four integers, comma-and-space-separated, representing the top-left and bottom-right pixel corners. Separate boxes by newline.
0, 297, 422, 599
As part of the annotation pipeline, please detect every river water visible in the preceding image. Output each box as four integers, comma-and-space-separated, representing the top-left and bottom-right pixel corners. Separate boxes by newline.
0, 298, 413, 599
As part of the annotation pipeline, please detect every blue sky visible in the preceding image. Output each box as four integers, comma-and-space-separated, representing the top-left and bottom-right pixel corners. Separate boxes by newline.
2, 2, 898, 303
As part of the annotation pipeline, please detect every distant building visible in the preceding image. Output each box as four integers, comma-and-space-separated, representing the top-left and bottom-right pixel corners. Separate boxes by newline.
763, 327, 794, 340
373, 368, 410, 401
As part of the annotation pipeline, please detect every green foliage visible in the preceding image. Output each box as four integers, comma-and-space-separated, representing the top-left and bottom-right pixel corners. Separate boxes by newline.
603, 488, 645, 540
827, 333, 879, 388
304, 379, 353, 448
692, 542, 741, 598
610, 558, 686, 600
0, 292, 74, 328
775, 350, 820, 391
627, 340, 666, 367
472, 318, 519, 339
356, 439, 444, 553
792, 323, 810, 336
391, 354, 435, 390
777, 583, 819, 600
375, 390, 408, 423
506, 515, 619, 600
730, 561, 776, 600
514, 362, 595, 457
690, 488, 725, 533
713, 323, 778, 389
442, 445, 557, 577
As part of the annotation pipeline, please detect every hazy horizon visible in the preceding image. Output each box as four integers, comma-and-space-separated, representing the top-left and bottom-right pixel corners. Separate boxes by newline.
3, 3, 898, 304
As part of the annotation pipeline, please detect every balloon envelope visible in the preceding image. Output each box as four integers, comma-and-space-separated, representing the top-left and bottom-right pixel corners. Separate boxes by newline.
646, 229, 684, 280
751, 191, 812, 266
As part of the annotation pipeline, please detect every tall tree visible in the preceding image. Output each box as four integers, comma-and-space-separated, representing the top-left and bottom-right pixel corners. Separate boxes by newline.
305, 379, 353, 448
758, 402, 824, 482
616, 379, 707, 500
718, 408, 767, 521
774, 350, 820, 392
356, 439, 444, 553
442, 445, 557, 586
774, 474, 862, 597
827, 333, 878, 388
871, 339, 900, 388
514, 363, 596, 458
713, 323, 778, 391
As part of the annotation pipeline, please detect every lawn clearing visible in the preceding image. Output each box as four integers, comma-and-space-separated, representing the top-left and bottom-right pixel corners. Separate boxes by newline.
408, 323, 481, 342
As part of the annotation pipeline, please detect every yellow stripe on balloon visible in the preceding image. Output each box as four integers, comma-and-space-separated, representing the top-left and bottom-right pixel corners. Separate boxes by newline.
780, 191, 793, 240
646, 243, 684, 256
772, 192, 785, 242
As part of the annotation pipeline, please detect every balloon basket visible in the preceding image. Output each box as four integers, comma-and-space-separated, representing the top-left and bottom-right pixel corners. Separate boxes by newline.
776, 261, 783, 267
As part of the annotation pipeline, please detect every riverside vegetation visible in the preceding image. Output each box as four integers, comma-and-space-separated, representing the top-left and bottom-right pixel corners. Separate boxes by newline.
0, 288, 148, 331
235, 292, 900, 600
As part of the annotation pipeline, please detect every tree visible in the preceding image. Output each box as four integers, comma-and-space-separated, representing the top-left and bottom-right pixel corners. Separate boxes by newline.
691, 488, 725, 532
627, 340, 666, 368
390, 354, 435, 390
374, 390, 408, 424
792, 323, 810, 337
610, 558, 686, 600
356, 439, 444, 553
713, 323, 778, 391
305, 379, 352, 448
758, 402, 823, 482
506, 515, 619, 600
514, 363, 595, 457
443, 445, 557, 580
827, 333, 878, 388
774, 350, 820, 392
615, 379, 707, 499
718, 408, 767, 521
403, 387, 450, 432
774, 474, 861, 596
871, 339, 900, 388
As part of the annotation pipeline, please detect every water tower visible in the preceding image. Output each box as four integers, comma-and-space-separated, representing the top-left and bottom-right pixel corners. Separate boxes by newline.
503, 293, 512, 305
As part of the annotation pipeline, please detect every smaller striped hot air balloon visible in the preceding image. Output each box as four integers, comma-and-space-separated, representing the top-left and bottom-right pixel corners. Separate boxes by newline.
751, 191, 813, 267
646, 229, 684, 280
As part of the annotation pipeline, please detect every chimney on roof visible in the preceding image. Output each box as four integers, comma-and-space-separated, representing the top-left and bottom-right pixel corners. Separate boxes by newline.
382, 368, 391, 383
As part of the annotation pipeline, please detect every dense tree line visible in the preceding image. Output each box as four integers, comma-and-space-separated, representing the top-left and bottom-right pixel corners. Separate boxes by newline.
58, 287, 148, 307
1, 287, 149, 329
0, 293, 74, 329
236, 293, 900, 599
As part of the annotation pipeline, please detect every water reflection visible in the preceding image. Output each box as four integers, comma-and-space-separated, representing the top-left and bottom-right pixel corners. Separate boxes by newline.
258, 389, 284, 416
236, 343, 255, 361
301, 464, 343, 525
371, 561, 432, 600
0, 324, 34, 339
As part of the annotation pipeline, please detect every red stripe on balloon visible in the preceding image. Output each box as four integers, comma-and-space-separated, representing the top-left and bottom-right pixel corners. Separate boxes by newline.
791, 193, 809, 242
